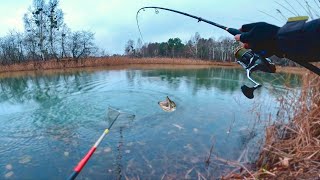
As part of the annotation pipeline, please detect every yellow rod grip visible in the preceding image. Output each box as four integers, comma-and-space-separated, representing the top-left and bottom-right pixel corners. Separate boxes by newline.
287, 16, 308, 22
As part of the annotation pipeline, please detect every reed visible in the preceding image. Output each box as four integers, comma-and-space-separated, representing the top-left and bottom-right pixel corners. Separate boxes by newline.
225, 71, 320, 179
255, 72, 320, 178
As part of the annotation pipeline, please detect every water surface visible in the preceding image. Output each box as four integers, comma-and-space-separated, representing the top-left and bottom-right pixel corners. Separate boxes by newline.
0, 66, 301, 179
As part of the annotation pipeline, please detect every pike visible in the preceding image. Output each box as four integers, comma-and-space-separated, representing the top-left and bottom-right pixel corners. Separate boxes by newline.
158, 96, 176, 112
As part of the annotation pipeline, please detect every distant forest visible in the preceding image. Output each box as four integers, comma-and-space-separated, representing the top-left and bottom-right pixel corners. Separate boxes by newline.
0, 0, 296, 66
124, 35, 296, 66
125, 33, 240, 62
0, 0, 98, 65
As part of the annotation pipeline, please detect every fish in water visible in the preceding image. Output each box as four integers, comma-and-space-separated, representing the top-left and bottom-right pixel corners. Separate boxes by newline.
158, 96, 176, 112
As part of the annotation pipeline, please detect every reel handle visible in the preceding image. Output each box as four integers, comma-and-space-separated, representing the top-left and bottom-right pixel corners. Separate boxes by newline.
241, 84, 262, 99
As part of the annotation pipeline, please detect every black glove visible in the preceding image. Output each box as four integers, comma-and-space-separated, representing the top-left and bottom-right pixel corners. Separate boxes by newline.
240, 22, 280, 57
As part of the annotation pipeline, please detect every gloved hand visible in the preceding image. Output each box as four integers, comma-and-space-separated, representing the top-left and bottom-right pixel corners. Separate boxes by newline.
234, 22, 280, 57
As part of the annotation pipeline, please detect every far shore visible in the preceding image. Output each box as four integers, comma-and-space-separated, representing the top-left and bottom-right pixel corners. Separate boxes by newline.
0, 57, 308, 78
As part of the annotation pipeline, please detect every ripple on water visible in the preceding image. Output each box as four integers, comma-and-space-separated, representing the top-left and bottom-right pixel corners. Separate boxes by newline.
29, 87, 183, 146
0, 113, 43, 155
76, 78, 122, 93
0, 100, 39, 115
2, 86, 183, 150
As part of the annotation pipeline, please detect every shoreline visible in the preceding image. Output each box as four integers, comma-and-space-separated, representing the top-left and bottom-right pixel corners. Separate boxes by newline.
0, 57, 237, 72
0, 57, 308, 78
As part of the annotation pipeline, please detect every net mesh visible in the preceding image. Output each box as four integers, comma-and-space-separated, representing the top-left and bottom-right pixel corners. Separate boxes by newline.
107, 106, 135, 128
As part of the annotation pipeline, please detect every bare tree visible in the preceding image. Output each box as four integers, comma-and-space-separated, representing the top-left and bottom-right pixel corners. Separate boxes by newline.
193, 32, 200, 58
23, 0, 47, 60
47, 0, 64, 60
58, 23, 70, 58
136, 38, 143, 57
68, 31, 96, 60
125, 39, 135, 57
23, 0, 65, 61
0, 31, 26, 64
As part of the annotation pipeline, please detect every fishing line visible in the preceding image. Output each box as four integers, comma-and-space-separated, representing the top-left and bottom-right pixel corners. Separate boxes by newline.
136, 6, 241, 44
275, 1, 299, 16
258, 10, 284, 23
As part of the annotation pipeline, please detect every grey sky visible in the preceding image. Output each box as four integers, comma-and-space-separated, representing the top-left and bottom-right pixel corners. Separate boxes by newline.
0, 0, 317, 54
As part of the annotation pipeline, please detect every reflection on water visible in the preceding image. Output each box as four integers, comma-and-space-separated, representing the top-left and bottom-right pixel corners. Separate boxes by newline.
0, 67, 301, 179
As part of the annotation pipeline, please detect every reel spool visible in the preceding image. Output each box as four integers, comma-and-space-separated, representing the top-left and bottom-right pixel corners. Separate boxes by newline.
235, 47, 276, 99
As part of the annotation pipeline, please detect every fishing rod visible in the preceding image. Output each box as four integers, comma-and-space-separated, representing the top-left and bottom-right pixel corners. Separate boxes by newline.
136, 6, 277, 99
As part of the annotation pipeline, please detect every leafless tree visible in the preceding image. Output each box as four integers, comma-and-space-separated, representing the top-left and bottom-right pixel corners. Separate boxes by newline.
68, 31, 96, 60
0, 31, 26, 65
125, 39, 135, 57
23, 0, 46, 60
47, 0, 64, 60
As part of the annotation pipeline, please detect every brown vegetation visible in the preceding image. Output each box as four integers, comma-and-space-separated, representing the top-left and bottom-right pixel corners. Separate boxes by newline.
223, 72, 320, 179
0, 57, 310, 77
0, 57, 239, 74
256, 72, 320, 179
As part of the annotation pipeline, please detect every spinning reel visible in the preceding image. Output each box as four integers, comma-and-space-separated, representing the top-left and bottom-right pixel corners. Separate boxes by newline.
234, 47, 276, 99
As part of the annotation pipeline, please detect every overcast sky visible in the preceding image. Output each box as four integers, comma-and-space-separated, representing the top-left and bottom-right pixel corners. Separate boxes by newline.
0, 0, 317, 55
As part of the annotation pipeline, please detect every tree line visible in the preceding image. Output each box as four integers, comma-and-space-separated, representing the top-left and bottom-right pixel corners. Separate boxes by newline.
0, 0, 97, 65
125, 33, 298, 66
125, 32, 241, 62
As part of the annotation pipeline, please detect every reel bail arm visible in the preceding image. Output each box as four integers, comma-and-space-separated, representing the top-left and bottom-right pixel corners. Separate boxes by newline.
235, 48, 276, 99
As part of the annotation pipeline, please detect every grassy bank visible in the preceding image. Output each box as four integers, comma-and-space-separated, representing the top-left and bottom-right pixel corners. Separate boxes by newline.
0, 57, 238, 73
0, 57, 309, 78
223, 72, 320, 179
256, 72, 320, 179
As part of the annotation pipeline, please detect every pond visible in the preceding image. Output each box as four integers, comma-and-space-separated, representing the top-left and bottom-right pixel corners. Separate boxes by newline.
0, 66, 301, 179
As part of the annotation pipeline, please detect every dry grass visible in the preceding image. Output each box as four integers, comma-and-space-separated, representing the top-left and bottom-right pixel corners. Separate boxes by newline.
0, 57, 238, 74
223, 72, 320, 179
256, 72, 320, 179
0, 57, 308, 76
276, 66, 308, 75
